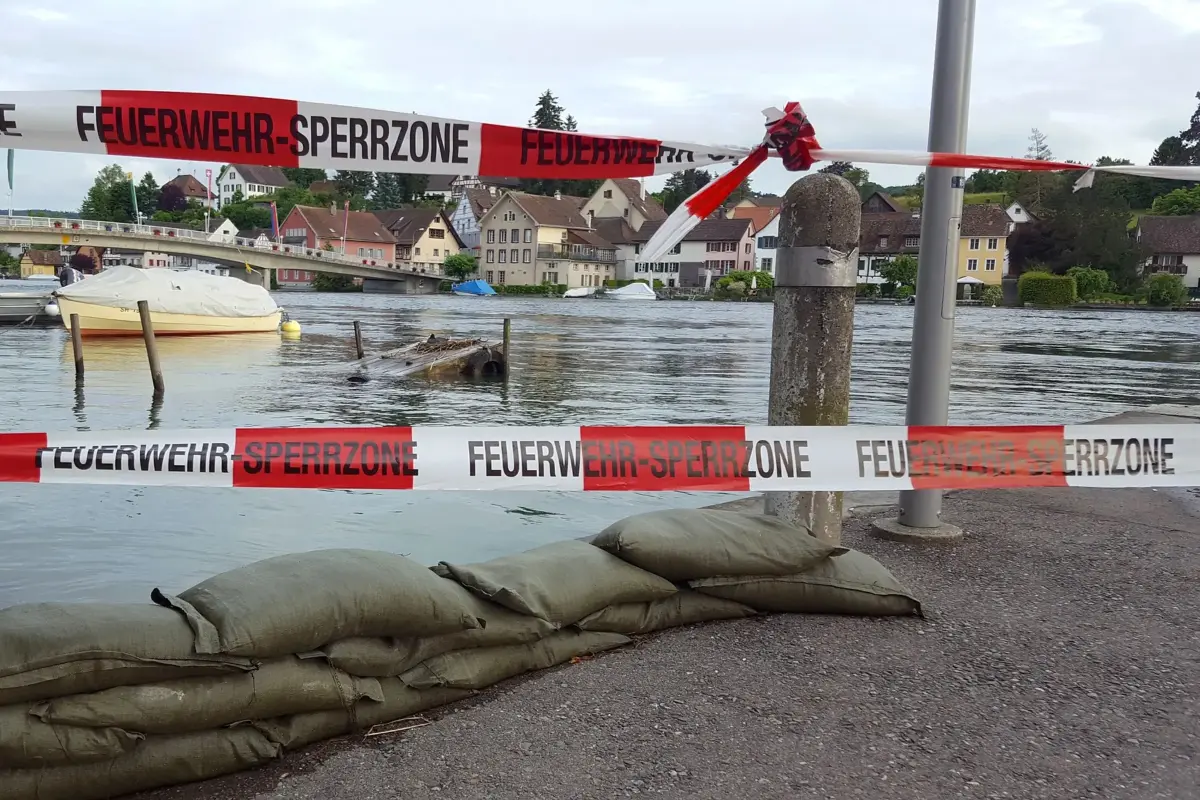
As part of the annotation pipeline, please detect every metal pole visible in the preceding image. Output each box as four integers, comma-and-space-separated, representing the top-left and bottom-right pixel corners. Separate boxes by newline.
764, 173, 861, 545
137, 300, 165, 397
877, 0, 975, 542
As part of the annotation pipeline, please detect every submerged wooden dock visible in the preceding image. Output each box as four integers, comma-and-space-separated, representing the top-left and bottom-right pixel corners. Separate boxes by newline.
354, 335, 507, 379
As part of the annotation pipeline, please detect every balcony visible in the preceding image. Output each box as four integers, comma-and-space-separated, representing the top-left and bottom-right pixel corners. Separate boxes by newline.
536, 244, 615, 263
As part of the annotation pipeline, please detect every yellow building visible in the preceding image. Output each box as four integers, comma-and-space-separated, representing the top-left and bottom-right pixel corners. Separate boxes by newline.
373, 208, 465, 274
19, 249, 63, 278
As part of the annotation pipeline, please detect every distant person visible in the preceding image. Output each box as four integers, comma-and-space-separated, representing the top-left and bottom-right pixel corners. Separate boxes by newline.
58, 265, 82, 287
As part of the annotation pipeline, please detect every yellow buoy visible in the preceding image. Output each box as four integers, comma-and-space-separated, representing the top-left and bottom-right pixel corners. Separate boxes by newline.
281, 320, 301, 334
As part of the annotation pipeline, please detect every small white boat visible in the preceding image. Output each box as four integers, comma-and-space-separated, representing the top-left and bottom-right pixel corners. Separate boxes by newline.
604, 281, 657, 301
55, 266, 282, 337
563, 287, 598, 298
0, 291, 53, 323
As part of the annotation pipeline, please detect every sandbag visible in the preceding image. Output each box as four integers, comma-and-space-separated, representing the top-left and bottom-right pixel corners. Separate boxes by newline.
0, 603, 253, 706
690, 549, 922, 616
0, 726, 280, 800
400, 630, 630, 691
151, 549, 480, 657
321, 586, 555, 678
575, 590, 757, 635
31, 656, 382, 735
0, 704, 142, 768
437, 540, 677, 626
592, 508, 847, 581
252, 681, 472, 750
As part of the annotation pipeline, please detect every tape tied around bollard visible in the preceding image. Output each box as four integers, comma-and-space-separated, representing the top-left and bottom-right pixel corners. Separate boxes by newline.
774, 246, 860, 288
0, 424, 1195, 492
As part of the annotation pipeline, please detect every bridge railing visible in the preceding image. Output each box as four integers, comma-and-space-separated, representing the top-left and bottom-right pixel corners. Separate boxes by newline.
0, 216, 445, 277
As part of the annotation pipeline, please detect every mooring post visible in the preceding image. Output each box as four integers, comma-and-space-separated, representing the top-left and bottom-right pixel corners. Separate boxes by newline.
68, 313, 84, 379
136, 300, 165, 398
353, 321, 364, 359
502, 317, 511, 369
764, 173, 861, 545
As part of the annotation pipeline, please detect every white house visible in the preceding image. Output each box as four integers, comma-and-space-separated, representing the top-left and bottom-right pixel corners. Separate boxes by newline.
450, 175, 521, 202
217, 164, 291, 210
729, 206, 780, 276
206, 218, 240, 244
579, 178, 667, 233
424, 175, 455, 202
101, 248, 174, 269
1136, 213, 1200, 293
1005, 201, 1036, 226
628, 218, 755, 287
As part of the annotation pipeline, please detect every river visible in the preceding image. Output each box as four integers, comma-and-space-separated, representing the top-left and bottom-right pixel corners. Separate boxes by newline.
1, 285, 1198, 606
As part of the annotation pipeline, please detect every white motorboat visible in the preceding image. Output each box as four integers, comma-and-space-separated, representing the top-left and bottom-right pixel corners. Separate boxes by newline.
603, 282, 657, 301
0, 291, 53, 323
563, 287, 598, 298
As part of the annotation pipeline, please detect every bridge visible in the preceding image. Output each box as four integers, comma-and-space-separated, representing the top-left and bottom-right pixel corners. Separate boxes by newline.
0, 216, 444, 293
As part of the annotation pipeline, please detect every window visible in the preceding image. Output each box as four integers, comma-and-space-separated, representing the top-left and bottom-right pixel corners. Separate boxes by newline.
510, 249, 518, 263
487, 230, 495, 244
985, 258, 996, 271
357, 247, 365, 256
524, 229, 532, 243
415, 247, 421, 256
744, 243, 751, 254
969, 238, 980, 250
433, 249, 439, 257
879, 236, 889, 248
904, 236, 919, 248
603, 189, 613, 198
497, 271, 506, 285
523, 249, 531, 263
428, 228, 445, 239
967, 258, 978, 271
761, 257, 773, 271
486, 270, 494, 283
668, 243, 681, 255
498, 250, 507, 263
499, 229, 508, 244
623, 209, 629, 218
544, 271, 558, 283
987, 238, 998, 250
486, 249, 495, 263
757, 236, 778, 249
743, 260, 750, 270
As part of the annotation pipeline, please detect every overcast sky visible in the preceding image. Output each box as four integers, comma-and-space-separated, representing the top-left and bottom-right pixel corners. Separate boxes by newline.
2, 0, 1198, 210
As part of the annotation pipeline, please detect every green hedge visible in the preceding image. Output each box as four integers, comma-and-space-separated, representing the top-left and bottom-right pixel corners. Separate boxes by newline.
1018, 272, 1077, 306
493, 284, 567, 296
856, 283, 880, 297
1145, 273, 1188, 307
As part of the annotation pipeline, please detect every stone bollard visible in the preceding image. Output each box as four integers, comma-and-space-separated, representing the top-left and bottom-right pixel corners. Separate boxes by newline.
764, 173, 861, 545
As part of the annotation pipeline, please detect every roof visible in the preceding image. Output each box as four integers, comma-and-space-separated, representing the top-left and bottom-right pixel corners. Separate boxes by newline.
961, 204, 1011, 237
229, 164, 292, 188
238, 227, 273, 240
632, 217, 753, 243
163, 174, 214, 200
730, 205, 780, 233
308, 180, 338, 195
24, 249, 63, 266
291, 206, 395, 243
478, 176, 522, 189
590, 217, 637, 245
464, 187, 500, 220
859, 205, 1012, 254
742, 194, 782, 208
567, 229, 616, 249
1138, 214, 1200, 254
503, 192, 591, 229
426, 175, 455, 193
611, 179, 667, 223
862, 190, 905, 213
374, 208, 466, 248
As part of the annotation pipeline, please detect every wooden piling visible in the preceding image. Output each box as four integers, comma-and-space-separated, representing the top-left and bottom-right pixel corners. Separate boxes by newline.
137, 300, 165, 397
353, 321, 364, 359
69, 314, 84, 378
502, 317, 511, 367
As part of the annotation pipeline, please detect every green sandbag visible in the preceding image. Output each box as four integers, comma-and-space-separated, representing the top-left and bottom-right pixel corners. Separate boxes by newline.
400, 630, 630, 691
252, 681, 472, 750
0, 726, 281, 800
690, 549, 922, 616
575, 590, 757, 635
32, 656, 382, 735
0, 704, 143, 768
437, 539, 677, 627
0, 603, 254, 706
151, 549, 480, 657
592, 508, 847, 581
321, 586, 556, 677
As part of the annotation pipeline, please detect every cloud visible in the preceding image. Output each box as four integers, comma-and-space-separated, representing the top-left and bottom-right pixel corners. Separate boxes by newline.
0, 0, 1196, 209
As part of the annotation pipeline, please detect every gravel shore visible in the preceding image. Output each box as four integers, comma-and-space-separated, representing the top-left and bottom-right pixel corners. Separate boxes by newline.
136, 483, 1200, 800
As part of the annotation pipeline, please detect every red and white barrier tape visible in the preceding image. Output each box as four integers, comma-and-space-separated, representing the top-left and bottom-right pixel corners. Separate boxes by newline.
1, 425, 1195, 492
1, 91, 1197, 262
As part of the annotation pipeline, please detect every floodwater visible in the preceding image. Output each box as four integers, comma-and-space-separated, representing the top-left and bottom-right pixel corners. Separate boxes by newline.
1, 282, 1198, 606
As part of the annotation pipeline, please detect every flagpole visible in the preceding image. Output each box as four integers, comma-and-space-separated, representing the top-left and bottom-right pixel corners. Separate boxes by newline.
7, 149, 14, 217
341, 200, 349, 255
128, 171, 140, 225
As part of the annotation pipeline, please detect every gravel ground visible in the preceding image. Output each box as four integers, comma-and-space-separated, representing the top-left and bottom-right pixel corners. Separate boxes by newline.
136, 484, 1200, 800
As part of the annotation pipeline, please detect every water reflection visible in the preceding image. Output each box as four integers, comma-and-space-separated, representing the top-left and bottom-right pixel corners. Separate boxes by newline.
0, 295, 1197, 605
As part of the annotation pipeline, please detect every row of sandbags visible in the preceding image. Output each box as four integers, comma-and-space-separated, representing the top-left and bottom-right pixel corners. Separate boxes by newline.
0, 509, 921, 800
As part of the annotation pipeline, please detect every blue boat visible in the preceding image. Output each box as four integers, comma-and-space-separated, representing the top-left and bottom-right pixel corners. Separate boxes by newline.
451, 279, 497, 297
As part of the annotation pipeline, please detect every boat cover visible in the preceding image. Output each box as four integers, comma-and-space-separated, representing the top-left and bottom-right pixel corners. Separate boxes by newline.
607, 282, 657, 299
56, 266, 279, 318
453, 279, 497, 296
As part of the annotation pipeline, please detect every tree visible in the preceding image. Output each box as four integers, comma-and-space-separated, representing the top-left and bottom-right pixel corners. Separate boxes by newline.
80, 164, 134, 221
443, 253, 477, 281
69, 252, 96, 273
660, 169, 711, 213
282, 167, 329, 188
843, 167, 870, 191
157, 183, 188, 213
311, 272, 359, 292
879, 254, 918, 288
564, 115, 577, 132
1179, 91, 1200, 165
136, 172, 160, 214
1145, 273, 1188, 306
726, 178, 753, 206
965, 169, 1004, 193
1150, 185, 1200, 215
1027, 128, 1053, 161
334, 170, 375, 201
371, 172, 407, 209
1150, 136, 1188, 166
818, 161, 852, 176
529, 90, 565, 130
1066, 266, 1111, 299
